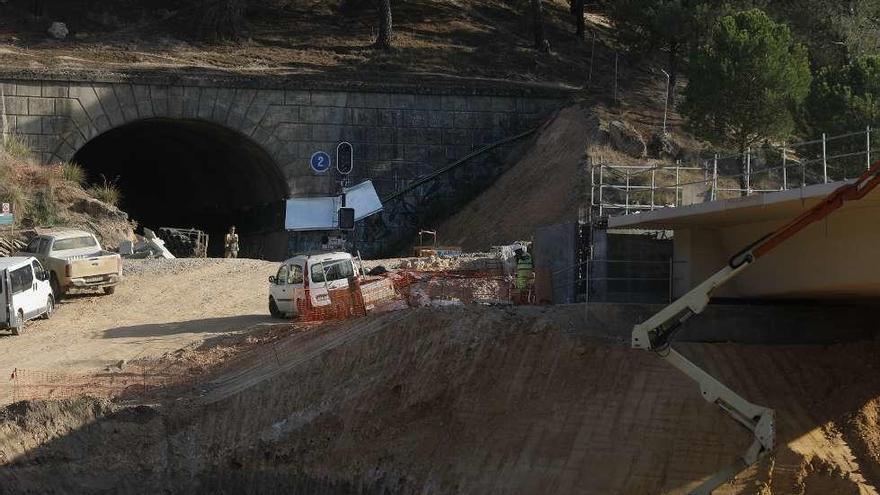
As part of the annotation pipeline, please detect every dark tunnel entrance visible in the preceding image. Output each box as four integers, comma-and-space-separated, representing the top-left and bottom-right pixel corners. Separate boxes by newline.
72, 119, 289, 259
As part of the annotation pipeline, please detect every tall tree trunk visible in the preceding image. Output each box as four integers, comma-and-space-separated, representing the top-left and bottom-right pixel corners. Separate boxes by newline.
531, 0, 548, 52
200, 0, 246, 41
375, 0, 393, 50
573, 0, 585, 38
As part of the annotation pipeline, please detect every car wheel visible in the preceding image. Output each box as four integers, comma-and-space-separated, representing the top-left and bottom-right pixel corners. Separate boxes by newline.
50, 273, 64, 300
103, 286, 116, 295
269, 297, 282, 318
11, 310, 24, 336
42, 296, 54, 319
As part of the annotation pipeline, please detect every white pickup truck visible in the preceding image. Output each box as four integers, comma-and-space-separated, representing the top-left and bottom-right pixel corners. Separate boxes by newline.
20, 230, 122, 298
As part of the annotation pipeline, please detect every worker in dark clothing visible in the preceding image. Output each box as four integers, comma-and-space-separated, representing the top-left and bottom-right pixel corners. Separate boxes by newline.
513, 246, 534, 304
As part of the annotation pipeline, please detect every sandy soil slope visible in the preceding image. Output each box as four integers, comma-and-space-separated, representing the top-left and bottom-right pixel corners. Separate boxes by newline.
1, 304, 878, 494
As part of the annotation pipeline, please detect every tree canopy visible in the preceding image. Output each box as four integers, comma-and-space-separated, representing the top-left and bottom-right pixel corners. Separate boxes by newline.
682, 8, 812, 155
806, 55, 880, 136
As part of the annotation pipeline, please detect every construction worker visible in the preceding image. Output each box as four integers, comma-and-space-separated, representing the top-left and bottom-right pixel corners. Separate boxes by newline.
514, 246, 534, 303
224, 226, 239, 259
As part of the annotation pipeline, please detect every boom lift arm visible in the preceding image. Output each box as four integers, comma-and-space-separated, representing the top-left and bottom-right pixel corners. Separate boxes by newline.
632, 160, 880, 494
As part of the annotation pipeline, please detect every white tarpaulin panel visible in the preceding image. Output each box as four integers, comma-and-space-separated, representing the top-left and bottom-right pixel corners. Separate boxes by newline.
343, 180, 383, 221
285, 180, 383, 231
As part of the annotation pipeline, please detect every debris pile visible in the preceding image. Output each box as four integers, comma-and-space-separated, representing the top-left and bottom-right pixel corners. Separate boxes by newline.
119, 228, 175, 259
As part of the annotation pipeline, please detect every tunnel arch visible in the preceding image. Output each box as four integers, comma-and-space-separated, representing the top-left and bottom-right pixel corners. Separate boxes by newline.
71, 118, 289, 257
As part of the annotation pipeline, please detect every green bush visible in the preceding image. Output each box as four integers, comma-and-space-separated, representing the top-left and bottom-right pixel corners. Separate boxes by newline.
60, 162, 87, 185
3, 135, 33, 161
88, 177, 122, 207
30, 188, 58, 227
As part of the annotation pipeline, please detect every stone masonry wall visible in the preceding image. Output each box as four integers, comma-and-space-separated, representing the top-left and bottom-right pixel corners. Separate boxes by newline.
0, 73, 568, 256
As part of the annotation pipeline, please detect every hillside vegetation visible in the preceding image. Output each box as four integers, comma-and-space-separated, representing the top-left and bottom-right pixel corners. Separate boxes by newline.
0, 137, 134, 249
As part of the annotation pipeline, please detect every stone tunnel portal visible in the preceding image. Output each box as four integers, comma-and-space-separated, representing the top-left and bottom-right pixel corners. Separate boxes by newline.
72, 118, 289, 259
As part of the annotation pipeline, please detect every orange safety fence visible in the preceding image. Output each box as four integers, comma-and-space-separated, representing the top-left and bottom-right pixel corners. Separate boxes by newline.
7, 362, 201, 404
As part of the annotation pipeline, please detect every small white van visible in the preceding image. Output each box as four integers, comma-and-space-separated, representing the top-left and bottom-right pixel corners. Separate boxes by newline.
268, 251, 357, 318
0, 257, 55, 335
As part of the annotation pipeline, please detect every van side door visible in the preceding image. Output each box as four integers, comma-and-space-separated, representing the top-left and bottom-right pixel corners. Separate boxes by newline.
9, 263, 38, 319
270, 265, 293, 314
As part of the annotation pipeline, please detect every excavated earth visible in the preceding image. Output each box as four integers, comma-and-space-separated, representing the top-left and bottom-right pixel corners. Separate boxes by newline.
1, 304, 879, 494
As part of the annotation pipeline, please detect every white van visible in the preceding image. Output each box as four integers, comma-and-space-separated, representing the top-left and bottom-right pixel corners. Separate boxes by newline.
0, 257, 55, 335
268, 251, 357, 318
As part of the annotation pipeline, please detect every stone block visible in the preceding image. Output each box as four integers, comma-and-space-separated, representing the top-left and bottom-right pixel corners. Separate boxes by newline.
182, 86, 201, 118
113, 84, 139, 121
428, 111, 454, 128
15, 82, 41, 97
300, 106, 346, 124
198, 87, 218, 120
284, 90, 310, 105
3, 96, 27, 114
413, 94, 442, 110
131, 85, 154, 118
276, 123, 311, 141
311, 91, 348, 107
403, 110, 428, 128
149, 85, 169, 116
312, 124, 344, 141
350, 108, 377, 126
467, 96, 494, 112
491, 96, 517, 112
377, 109, 402, 127
68, 85, 103, 121
379, 144, 403, 160
363, 92, 392, 108
390, 93, 415, 109
15, 115, 41, 134
441, 95, 468, 111
41, 84, 68, 98
42, 116, 73, 134
262, 106, 299, 127
443, 129, 472, 145
93, 84, 124, 126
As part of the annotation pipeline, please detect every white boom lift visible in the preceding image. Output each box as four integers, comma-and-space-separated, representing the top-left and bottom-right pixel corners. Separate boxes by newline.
632, 160, 880, 494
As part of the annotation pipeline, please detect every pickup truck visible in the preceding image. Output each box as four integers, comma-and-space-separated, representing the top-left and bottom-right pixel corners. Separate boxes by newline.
20, 230, 122, 298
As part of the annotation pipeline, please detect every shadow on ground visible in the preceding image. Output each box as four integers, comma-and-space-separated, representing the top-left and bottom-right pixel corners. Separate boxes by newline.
102, 314, 276, 339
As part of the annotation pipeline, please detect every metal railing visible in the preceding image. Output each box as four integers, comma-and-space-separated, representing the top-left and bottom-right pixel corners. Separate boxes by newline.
592, 127, 879, 217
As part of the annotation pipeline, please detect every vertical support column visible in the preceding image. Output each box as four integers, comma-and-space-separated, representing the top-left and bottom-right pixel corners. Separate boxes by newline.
746, 147, 751, 194
712, 154, 718, 201
668, 256, 673, 303
675, 164, 681, 206
782, 144, 787, 190
822, 132, 828, 183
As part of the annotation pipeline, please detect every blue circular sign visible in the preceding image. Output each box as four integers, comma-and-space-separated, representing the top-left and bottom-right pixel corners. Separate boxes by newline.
310, 151, 332, 173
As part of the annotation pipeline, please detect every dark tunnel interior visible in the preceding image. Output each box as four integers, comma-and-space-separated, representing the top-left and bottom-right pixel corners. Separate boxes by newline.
72, 118, 288, 257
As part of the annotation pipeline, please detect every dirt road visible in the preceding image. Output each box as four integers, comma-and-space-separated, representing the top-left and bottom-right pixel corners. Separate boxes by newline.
0, 258, 277, 404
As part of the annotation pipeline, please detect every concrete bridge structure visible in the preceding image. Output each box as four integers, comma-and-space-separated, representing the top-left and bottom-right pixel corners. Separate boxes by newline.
0, 71, 568, 258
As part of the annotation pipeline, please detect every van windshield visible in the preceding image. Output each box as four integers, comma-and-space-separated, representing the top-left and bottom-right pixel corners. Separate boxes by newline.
53, 236, 97, 251
310, 259, 354, 283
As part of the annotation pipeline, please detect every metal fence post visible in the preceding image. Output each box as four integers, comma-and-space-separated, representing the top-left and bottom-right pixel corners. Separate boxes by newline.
782, 144, 787, 190
746, 147, 751, 194
598, 165, 604, 216
868, 126, 872, 170
675, 164, 680, 206
712, 154, 718, 200
822, 132, 828, 183
625, 171, 630, 214
650, 168, 656, 210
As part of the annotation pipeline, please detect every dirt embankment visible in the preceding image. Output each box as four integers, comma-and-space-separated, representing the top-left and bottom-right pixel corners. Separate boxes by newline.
1, 305, 879, 494
438, 105, 598, 251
